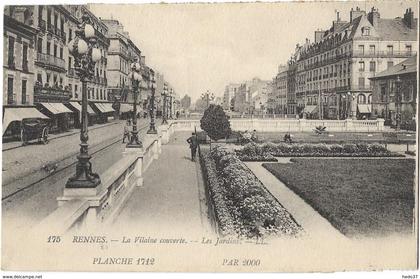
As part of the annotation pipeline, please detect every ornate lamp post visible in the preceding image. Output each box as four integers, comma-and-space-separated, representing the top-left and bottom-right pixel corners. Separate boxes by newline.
161, 83, 168, 125
395, 76, 402, 131
126, 60, 143, 148
66, 13, 102, 189
147, 70, 157, 134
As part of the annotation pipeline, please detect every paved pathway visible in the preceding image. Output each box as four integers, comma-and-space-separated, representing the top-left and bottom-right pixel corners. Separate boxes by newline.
245, 162, 348, 242
112, 133, 208, 236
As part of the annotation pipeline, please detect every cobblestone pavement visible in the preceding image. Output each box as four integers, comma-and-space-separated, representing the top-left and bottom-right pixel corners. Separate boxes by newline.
2, 119, 149, 187
112, 132, 209, 236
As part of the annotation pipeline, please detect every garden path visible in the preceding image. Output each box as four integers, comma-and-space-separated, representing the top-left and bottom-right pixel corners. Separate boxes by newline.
111, 134, 211, 236
245, 162, 348, 242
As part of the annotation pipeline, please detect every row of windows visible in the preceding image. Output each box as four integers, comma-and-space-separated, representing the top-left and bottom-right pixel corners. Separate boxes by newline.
6, 77, 28, 105
7, 36, 29, 71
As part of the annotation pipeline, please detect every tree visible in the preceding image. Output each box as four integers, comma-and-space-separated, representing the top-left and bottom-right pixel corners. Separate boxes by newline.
181, 94, 191, 110
200, 104, 231, 141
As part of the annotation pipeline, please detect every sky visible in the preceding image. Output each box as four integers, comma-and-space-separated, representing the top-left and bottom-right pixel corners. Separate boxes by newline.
90, 1, 418, 102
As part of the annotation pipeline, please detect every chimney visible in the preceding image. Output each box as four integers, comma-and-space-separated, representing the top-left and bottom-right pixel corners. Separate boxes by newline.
367, 7, 380, 27
350, 6, 366, 22
314, 30, 325, 43
403, 8, 415, 29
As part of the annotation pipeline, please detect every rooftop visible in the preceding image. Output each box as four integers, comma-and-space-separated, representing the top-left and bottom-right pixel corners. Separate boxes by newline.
370, 55, 417, 79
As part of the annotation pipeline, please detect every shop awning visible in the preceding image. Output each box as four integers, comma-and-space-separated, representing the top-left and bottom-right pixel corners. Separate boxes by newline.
67, 102, 95, 115
303, 105, 318, 114
39, 102, 72, 114
94, 103, 115, 113
3, 107, 49, 134
101, 103, 115, 113
358, 104, 372, 114
119, 103, 133, 113
68, 102, 82, 112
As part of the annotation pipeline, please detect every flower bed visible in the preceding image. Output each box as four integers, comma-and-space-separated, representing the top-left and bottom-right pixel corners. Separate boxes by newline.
200, 146, 302, 238
236, 142, 404, 159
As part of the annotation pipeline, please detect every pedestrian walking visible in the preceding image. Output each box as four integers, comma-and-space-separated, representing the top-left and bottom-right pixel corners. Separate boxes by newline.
122, 121, 131, 143
186, 133, 198, 161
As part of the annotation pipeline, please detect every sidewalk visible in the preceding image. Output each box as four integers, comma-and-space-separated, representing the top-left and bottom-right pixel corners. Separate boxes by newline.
112, 133, 208, 236
2, 119, 149, 187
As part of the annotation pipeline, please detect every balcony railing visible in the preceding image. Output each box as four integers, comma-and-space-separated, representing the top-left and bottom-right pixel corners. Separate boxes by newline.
36, 53, 66, 71
34, 83, 71, 101
352, 50, 417, 58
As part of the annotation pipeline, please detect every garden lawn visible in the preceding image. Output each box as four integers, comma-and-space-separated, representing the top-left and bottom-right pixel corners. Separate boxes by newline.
263, 159, 415, 237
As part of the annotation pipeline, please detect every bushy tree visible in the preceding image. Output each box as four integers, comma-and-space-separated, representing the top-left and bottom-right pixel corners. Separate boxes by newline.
200, 104, 231, 141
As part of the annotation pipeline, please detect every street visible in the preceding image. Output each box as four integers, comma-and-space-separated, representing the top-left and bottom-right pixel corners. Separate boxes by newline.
2, 118, 152, 234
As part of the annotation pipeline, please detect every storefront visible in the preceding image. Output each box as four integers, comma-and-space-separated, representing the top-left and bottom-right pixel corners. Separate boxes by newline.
36, 102, 74, 133
67, 101, 97, 126
90, 102, 116, 124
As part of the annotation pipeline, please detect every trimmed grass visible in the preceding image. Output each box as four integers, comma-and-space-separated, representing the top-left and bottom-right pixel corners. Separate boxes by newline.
263, 159, 415, 237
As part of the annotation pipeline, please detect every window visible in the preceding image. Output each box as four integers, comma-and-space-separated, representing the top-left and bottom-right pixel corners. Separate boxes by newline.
369, 45, 375, 54
7, 77, 14, 104
54, 44, 57, 57
47, 42, 50, 55
358, 61, 365, 72
358, 45, 364, 55
68, 57, 72, 71
68, 29, 72, 43
59, 47, 63, 59
358, 77, 365, 89
22, 43, 28, 71
369, 61, 376, 72
406, 45, 412, 55
367, 94, 372, 104
47, 9, 51, 26
21, 80, 27, 104
8, 36, 15, 67
362, 27, 370, 36
387, 45, 393, 55
37, 73, 42, 83
37, 38, 42, 53
387, 61, 394, 69
46, 73, 51, 84
380, 86, 386, 102
357, 94, 366, 104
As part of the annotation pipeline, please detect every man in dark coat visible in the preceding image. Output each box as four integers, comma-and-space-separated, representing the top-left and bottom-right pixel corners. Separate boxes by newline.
186, 133, 198, 161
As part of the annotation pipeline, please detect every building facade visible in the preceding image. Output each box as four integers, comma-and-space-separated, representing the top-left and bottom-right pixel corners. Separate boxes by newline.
296, 7, 417, 119
223, 83, 240, 111
370, 55, 417, 128
3, 7, 37, 106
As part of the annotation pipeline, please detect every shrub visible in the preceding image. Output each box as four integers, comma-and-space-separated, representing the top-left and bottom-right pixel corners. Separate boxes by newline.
202, 146, 302, 238
200, 105, 231, 141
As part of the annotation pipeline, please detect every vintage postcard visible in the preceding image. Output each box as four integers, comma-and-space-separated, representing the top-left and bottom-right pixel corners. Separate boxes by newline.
1, 0, 418, 275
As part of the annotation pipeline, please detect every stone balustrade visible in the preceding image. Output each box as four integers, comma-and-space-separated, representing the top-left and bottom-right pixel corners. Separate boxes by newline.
34, 122, 175, 234
170, 118, 385, 132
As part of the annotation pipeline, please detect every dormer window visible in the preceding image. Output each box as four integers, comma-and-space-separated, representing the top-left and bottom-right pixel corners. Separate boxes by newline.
362, 27, 370, 36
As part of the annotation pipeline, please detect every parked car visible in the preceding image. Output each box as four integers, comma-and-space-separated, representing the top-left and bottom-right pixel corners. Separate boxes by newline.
21, 118, 49, 146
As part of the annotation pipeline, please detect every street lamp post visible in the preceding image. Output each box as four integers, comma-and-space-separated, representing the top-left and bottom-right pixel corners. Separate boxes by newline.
147, 70, 157, 134
395, 76, 402, 131
161, 83, 168, 125
126, 60, 143, 148
65, 12, 102, 189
